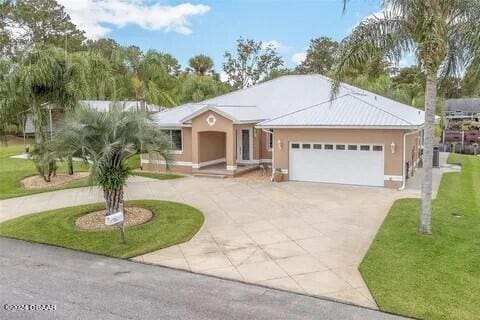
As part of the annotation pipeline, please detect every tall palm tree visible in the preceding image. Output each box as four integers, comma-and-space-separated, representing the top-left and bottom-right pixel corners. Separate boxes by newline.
188, 54, 215, 76
335, 0, 480, 234
53, 106, 170, 216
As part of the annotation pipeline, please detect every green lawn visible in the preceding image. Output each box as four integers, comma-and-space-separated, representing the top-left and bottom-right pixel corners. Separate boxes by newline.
0, 143, 91, 200
0, 144, 182, 200
360, 153, 480, 320
0, 200, 204, 258
133, 170, 183, 180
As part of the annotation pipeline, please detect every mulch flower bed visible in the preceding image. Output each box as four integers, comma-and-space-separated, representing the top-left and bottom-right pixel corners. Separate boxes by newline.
75, 207, 153, 231
21, 172, 89, 189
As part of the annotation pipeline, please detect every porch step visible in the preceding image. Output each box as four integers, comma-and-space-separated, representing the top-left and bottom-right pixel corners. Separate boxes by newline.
193, 173, 228, 179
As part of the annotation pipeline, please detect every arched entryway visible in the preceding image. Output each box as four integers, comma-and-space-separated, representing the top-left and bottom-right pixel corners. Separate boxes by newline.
196, 131, 227, 169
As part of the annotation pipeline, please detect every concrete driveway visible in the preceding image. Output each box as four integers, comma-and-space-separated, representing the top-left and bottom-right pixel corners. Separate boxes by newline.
0, 153, 457, 309
0, 176, 404, 308
131, 177, 410, 308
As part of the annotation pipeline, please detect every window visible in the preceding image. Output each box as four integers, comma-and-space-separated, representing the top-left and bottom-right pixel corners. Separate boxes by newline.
162, 129, 182, 151
336, 144, 345, 150
360, 145, 370, 151
302, 143, 311, 149
313, 144, 322, 149
348, 145, 358, 151
324, 144, 334, 150
292, 143, 300, 149
373, 145, 383, 151
267, 131, 273, 150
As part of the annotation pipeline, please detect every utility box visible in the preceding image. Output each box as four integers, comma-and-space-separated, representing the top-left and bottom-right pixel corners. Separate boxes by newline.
433, 147, 440, 168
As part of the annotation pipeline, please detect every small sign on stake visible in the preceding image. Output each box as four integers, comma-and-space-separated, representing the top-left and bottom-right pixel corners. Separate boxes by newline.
105, 211, 124, 226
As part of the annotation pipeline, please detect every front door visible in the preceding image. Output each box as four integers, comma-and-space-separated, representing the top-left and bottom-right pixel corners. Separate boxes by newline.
237, 128, 251, 162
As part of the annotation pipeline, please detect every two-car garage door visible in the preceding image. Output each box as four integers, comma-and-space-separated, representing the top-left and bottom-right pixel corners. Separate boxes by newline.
289, 142, 385, 187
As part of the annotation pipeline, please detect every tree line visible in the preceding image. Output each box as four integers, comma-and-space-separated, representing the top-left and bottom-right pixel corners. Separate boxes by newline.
2, 1, 479, 140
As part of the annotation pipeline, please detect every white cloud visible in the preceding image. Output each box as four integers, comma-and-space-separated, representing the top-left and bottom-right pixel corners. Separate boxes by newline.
291, 52, 307, 65
261, 40, 289, 52
58, 0, 211, 39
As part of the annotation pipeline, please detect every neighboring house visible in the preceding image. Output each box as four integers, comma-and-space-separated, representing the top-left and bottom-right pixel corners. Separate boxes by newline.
444, 98, 480, 121
145, 75, 424, 188
24, 100, 164, 135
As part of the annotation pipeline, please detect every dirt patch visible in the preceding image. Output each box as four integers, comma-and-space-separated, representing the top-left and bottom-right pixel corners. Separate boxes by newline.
21, 172, 89, 189
234, 167, 272, 182
75, 207, 153, 231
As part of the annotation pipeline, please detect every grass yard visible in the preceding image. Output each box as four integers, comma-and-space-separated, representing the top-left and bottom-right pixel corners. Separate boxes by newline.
0, 142, 91, 200
0, 143, 183, 200
360, 153, 480, 320
133, 170, 183, 180
0, 200, 204, 258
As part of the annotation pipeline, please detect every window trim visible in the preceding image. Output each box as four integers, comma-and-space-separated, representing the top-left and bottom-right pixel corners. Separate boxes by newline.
163, 128, 183, 154
324, 144, 334, 150
266, 131, 273, 151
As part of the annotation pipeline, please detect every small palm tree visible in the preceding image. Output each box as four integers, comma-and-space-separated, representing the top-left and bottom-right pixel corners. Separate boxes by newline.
334, 0, 480, 234
54, 106, 170, 216
188, 54, 215, 76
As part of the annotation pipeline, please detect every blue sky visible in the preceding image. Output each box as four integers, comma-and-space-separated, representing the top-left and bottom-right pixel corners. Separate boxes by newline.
61, 0, 392, 71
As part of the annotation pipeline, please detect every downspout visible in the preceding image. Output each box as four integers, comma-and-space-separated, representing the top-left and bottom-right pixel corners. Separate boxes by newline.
398, 128, 422, 190
261, 128, 274, 181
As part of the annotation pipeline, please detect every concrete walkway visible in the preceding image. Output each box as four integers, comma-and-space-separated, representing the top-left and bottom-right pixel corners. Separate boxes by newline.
0, 153, 459, 309
0, 238, 407, 320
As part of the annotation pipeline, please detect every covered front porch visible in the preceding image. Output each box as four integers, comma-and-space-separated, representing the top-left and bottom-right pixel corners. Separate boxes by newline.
189, 105, 271, 174
192, 127, 260, 177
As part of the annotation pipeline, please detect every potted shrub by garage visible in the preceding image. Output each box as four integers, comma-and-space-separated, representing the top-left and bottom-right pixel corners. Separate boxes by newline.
273, 168, 283, 182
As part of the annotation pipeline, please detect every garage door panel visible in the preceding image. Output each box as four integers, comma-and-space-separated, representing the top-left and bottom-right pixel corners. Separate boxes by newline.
289, 143, 384, 187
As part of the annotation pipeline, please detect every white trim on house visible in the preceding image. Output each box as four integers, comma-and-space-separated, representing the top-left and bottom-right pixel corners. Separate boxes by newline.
227, 165, 237, 171
162, 128, 183, 153
266, 130, 273, 151
194, 158, 226, 169
141, 158, 192, 167
236, 128, 254, 163
181, 106, 237, 123
260, 159, 272, 163
384, 175, 403, 182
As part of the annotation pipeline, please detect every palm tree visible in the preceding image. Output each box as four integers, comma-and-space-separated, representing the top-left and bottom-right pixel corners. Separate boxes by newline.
125, 49, 177, 107
53, 106, 170, 216
188, 54, 214, 76
335, 0, 480, 234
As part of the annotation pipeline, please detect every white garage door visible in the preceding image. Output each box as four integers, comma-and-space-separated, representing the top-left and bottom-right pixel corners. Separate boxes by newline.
289, 142, 385, 187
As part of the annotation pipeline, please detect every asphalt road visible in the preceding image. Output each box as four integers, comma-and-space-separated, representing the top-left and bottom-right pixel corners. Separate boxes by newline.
0, 238, 406, 320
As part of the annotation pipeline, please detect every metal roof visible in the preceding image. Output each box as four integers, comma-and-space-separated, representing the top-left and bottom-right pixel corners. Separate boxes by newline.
445, 98, 480, 112
80, 100, 164, 112
153, 75, 425, 128
257, 94, 420, 128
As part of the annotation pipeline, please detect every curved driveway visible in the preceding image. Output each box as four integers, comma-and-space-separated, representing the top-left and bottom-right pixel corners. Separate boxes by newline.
0, 175, 417, 309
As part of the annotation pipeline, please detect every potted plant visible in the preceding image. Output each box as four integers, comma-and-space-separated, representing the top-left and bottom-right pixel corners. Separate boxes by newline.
273, 168, 283, 182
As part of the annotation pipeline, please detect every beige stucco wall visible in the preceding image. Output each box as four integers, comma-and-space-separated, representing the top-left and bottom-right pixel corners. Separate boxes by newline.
191, 111, 236, 168
259, 130, 273, 160
198, 131, 226, 163
272, 128, 419, 188
140, 127, 193, 173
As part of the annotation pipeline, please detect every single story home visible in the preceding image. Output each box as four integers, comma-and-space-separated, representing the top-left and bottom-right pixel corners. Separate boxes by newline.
24, 100, 164, 135
444, 98, 480, 121
144, 75, 424, 188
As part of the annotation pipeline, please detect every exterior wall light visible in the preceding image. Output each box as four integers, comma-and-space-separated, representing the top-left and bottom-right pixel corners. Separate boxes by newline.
277, 139, 283, 150
390, 142, 396, 154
